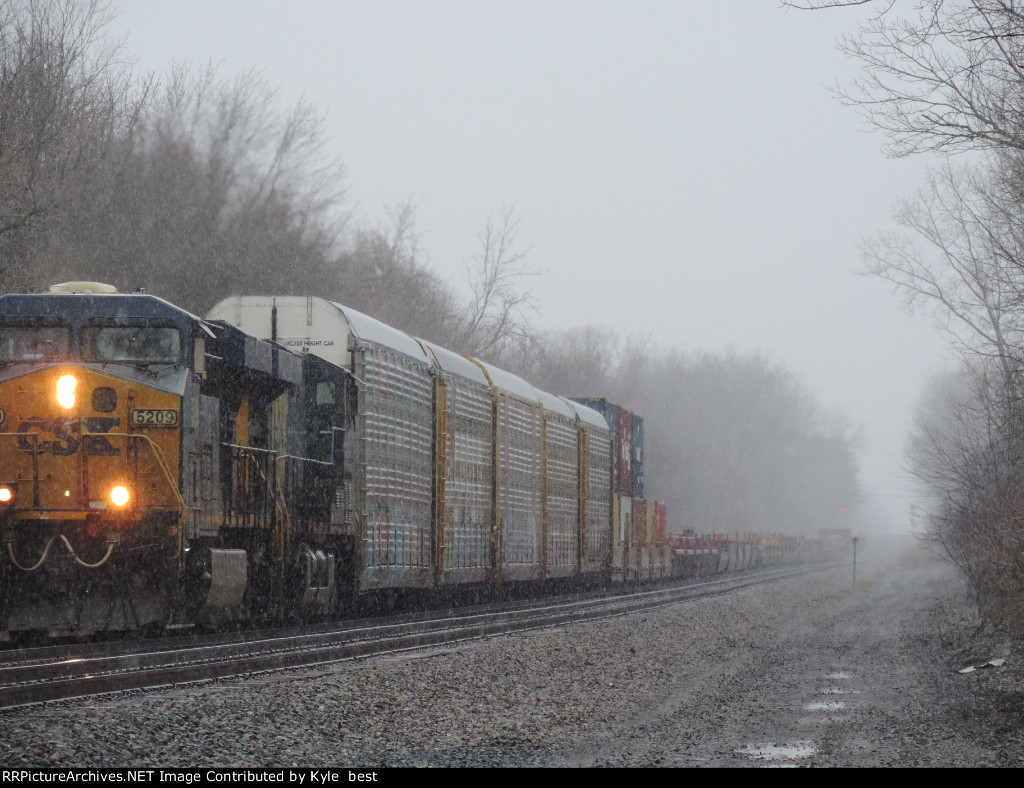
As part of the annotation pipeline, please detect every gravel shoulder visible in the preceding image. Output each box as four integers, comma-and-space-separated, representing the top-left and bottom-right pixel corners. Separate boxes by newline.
2, 534, 1022, 768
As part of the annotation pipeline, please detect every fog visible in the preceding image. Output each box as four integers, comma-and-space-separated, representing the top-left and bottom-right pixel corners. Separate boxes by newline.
110, 1, 951, 532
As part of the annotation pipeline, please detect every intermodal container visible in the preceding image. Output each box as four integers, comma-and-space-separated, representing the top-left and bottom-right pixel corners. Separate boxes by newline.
655, 502, 668, 544
632, 497, 646, 545
616, 407, 633, 496
631, 415, 644, 498
572, 398, 634, 495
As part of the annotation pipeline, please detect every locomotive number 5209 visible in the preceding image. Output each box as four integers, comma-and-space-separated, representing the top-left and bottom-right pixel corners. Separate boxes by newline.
131, 409, 178, 427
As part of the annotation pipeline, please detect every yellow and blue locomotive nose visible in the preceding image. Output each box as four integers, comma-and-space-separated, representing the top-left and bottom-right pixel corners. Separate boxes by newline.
0, 365, 181, 517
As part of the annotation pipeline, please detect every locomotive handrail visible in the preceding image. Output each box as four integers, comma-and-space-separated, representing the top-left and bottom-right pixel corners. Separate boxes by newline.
221, 442, 278, 454
228, 444, 291, 561
0, 431, 42, 507
265, 431, 346, 558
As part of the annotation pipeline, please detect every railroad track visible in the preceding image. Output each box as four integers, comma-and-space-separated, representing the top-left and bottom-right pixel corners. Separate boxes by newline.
0, 565, 824, 709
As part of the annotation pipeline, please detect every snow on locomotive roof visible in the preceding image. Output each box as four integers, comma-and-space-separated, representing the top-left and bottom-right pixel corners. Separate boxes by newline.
48, 281, 118, 294
563, 398, 611, 431
415, 337, 489, 385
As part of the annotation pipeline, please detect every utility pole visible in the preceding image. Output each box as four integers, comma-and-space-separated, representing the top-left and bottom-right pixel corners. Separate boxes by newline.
852, 536, 859, 588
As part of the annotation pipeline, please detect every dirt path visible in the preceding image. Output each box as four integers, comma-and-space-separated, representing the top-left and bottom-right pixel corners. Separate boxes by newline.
552, 536, 1023, 767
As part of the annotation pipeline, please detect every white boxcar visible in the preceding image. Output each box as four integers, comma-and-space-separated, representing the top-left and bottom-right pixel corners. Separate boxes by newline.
207, 296, 435, 591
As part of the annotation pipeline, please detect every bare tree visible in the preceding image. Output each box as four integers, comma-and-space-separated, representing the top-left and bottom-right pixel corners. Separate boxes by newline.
452, 205, 542, 361
905, 359, 1024, 629
794, 0, 1024, 622
783, 0, 886, 7
635, 349, 863, 536
31, 63, 350, 311
0, 0, 137, 289
334, 201, 461, 342
863, 155, 1024, 385
784, 1, 1024, 157
523, 325, 621, 396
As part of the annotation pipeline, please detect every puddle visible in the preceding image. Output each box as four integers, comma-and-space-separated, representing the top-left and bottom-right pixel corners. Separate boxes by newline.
805, 701, 845, 711
826, 671, 851, 679
738, 742, 816, 761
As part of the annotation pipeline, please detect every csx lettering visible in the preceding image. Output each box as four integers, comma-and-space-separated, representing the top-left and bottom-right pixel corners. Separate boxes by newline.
17, 417, 78, 455
15, 417, 121, 455
84, 417, 121, 456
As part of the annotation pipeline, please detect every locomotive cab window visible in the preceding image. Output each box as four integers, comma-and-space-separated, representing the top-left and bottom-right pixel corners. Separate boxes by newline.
0, 324, 70, 361
81, 325, 182, 364
316, 381, 336, 406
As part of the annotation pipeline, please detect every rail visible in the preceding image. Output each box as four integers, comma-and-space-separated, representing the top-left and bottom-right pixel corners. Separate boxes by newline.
0, 563, 827, 708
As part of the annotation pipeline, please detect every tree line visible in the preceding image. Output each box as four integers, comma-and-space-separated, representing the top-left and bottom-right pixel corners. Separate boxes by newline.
0, 0, 863, 540
792, 0, 1024, 632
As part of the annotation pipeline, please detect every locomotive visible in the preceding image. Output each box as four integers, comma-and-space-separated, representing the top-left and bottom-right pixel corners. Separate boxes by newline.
0, 283, 678, 638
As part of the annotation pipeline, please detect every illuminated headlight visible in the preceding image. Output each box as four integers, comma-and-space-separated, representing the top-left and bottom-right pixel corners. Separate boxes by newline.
110, 486, 130, 507
56, 375, 77, 409
0, 486, 13, 504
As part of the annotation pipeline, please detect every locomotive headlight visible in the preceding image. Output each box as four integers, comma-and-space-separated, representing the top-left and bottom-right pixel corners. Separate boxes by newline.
0, 486, 13, 504
110, 486, 130, 507
56, 375, 77, 409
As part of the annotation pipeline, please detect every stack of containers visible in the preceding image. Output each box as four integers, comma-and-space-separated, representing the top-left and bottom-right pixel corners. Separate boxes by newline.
631, 415, 644, 498
655, 502, 670, 577
572, 398, 655, 582
631, 495, 646, 580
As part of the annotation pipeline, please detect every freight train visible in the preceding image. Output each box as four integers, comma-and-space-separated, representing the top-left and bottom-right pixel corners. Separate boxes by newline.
0, 283, 822, 638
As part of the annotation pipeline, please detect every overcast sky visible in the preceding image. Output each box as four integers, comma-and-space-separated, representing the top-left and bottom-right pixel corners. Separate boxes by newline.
113, 1, 953, 531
